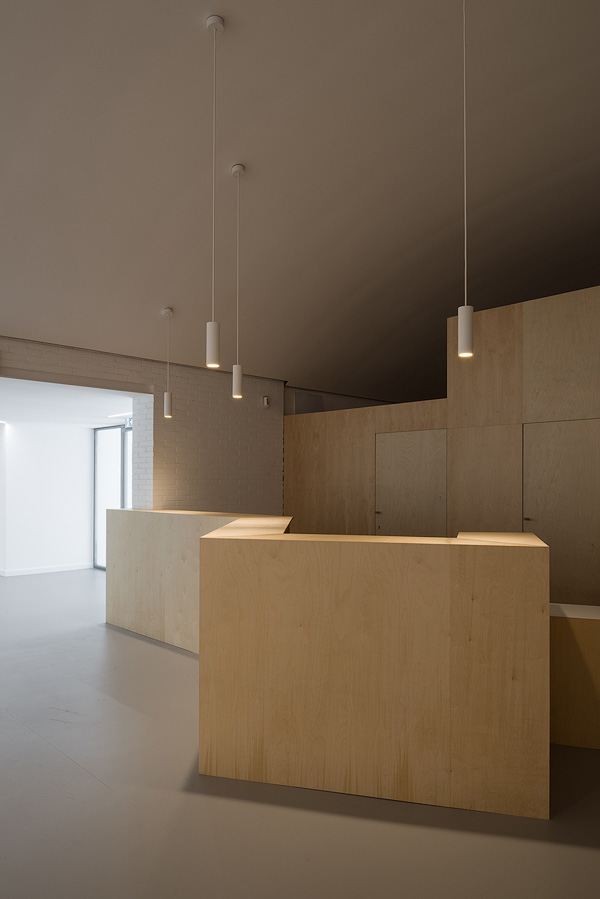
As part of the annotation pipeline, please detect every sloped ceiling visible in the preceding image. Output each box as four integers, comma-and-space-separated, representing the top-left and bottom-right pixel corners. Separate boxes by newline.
1, 0, 599, 402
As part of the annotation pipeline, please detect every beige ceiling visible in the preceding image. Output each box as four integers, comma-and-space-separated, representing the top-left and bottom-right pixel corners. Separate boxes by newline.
1, 0, 599, 402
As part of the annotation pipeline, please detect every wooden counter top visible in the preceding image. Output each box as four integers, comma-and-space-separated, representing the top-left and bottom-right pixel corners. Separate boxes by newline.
203, 523, 547, 547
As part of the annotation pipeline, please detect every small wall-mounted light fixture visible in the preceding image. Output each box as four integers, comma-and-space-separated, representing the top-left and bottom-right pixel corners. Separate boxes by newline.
162, 306, 174, 418
263, 396, 269, 408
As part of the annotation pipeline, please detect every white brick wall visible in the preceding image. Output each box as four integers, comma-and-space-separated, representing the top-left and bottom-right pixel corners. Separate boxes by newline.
132, 394, 154, 509
0, 336, 284, 514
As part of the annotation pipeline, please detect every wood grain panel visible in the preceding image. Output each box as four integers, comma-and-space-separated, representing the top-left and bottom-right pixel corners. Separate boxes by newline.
458, 532, 545, 547
375, 430, 446, 536
106, 510, 167, 643
450, 544, 549, 818
106, 510, 236, 652
523, 286, 600, 423
162, 513, 209, 653
523, 419, 600, 606
447, 303, 523, 428
372, 399, 447, 434
447, 425, 522, 536
551, 617, 600, 749
199, 533, 549, 817
200, 538, 452, 807
283, 399, 447, 535
284, 407, 373, 535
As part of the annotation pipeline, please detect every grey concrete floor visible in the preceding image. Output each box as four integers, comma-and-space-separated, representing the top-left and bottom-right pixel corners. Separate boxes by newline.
1, 569, 600, 898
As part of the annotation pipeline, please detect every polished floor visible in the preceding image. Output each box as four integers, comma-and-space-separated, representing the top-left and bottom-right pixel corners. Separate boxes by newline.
1, 571, 600, 898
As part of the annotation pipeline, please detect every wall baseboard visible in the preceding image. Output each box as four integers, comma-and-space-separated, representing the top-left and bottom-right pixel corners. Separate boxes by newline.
0, 563, 94, 577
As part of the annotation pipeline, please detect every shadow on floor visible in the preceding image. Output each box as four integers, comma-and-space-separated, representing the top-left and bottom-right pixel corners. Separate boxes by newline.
183, 743, 600, 849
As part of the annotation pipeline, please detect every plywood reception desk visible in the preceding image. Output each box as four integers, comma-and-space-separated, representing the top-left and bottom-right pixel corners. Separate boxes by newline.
199, 528, 549, 819
106, 510, 292, 652
106, 513, 549, 818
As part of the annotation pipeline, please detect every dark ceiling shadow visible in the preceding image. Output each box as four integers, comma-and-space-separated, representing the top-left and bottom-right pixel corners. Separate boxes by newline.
182, 743, 600, 850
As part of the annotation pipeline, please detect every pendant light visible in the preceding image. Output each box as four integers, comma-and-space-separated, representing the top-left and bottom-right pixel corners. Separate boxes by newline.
458, 0, 474, 358
205, 15, 224, 368
161, 306, 174, 418
232, 163, 245, 398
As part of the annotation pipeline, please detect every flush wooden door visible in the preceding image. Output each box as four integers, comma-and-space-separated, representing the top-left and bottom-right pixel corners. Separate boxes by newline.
375, 429, 446, 537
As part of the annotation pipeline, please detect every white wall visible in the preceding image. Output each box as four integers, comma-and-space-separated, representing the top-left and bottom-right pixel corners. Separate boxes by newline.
0, 426, 6, 571
1, 423, 93, 576
0, 336, 285, 515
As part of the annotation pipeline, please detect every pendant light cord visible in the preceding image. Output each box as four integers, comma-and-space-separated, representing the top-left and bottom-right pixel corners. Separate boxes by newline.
236, 170, 240, 366
463, 0, 468, 307
211, 26, 217, 322
166, 312, 171, 393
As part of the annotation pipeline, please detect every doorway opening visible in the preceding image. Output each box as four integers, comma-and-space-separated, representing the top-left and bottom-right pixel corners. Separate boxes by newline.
0, 378, 150, 577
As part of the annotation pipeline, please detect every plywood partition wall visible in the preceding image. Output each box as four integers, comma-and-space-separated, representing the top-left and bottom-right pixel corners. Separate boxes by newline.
523, 286, 600, 423
447, 302, 523, 428
447, 425, 523, 535
524, 419, 600, 606
199, 531, 549, 818
284, 284, 600, 607
284, 399, 447, 534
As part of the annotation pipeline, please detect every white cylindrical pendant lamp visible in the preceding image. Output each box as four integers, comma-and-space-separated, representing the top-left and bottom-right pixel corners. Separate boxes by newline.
161, 306, 174, 418
232, 363, 243, 399
458, 3, 475, 360
206, 320, 220, 368
458, 304, 474, 357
